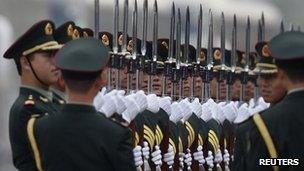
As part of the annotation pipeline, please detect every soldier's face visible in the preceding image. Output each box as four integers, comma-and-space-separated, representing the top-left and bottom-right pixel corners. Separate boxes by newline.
194, 77, 203, 98
141, 72, 162, 95
232, 78, 241, 101
25, 51, 59, 86
210, 77, 227, 101
183, 77, 191, 97
257, 74, 285, 104
245, 80, 255, 102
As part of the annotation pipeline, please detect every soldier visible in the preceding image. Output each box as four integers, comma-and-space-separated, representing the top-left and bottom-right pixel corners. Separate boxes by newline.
27, 38, 136, 171
234, 31, 304, 171
50, 21, 76, 108
255, 41, 286, 105
3, 20, 62, 170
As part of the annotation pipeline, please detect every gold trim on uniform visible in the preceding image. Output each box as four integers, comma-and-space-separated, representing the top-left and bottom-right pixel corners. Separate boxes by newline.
178, 137, 183, 153
27, 117, 44, 171
198, 134, 203, 146
208, 133, 218, 153
253, 113, 279, 171
39, 96, 49, 103
143, 125, 155, 149
155, 125, 163, 145
169, 138, 176, 154
135, 132, 139, 146
185, 121, 195, 148
22, 41, 60, 56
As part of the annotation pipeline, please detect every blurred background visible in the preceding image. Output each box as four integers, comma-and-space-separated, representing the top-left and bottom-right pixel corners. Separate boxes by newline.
0, 0, 303, 170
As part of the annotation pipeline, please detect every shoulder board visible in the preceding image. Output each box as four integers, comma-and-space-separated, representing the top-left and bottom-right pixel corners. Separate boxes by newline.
110, 117, 129, 128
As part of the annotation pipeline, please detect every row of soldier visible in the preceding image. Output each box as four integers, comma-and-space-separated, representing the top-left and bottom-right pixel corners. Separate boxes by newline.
4, 0, 303, 171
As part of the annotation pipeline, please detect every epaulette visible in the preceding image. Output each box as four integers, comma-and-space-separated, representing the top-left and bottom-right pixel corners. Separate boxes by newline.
111, 117, 129, 128
24, 95, 35, 106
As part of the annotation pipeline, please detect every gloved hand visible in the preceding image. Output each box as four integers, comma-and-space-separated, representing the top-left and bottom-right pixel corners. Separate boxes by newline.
122, 94, 141, 123
184, 149, 192, 170
133, 146, 143, 167
201, 102, 212, 122
193, 145, 205, 164
178, 152, 185, 169
258, 97, 270, 110
222, 102, 238, 123
223, 149, 230, 165
205, 151, 214, 169
142, 141, 150, 160
211, 103, 225, 124
113, 91, 126, 115
163, 145, 174, 166
93, 87, 107, 110
248, 98, 255, 109
170, 102, 183, 123
147, 94, 160, 113
158, 96, 172, 116
191, 98, 202, 118
99, 94, 116, 117
234, 103, 251, 124
214, 149, 223, 164
151, 145, 162, 166
134, 90, 148, 112
179, 99, 192, 122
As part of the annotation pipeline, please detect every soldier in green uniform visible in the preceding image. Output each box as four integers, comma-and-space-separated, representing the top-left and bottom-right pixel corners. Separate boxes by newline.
254, 41, 286, 105
3, 20, 62, 171
50, 21, 76, 108
28, 38, 136, 171
233, 31, 304, 171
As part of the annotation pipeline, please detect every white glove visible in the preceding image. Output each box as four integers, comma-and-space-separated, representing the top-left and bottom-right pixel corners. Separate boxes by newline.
163, 145, 174, 166
201, 102, 212, 122
179, 99, 192, 122
113, 92, 127, 114
248, 98, 255, 109
193, 145, 205, 164
211, 103, 225, 124
223, 149, 230, 165
93, 87, 107, 110
133, 146, 143, 167
122, 95, 141, 123
205, 151, 214, 169
191, 98, 202, 118
170, 102, 183, 123
258, 96, 270, 109
222, 102, 238, 123
158, 96, 172, 116
134, 90, 148, 112
147, 94, 160, 113
214, 149, 223, 164
178, 152, 185, 168
184, 149, 192, 169
234, 103, 251, 124
99, 94, 117, 117
151, 145, 162, 166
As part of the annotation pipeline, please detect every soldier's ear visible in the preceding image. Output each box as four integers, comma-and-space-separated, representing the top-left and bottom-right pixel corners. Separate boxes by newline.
97, 67, 108, 87
20, 56, 31, 71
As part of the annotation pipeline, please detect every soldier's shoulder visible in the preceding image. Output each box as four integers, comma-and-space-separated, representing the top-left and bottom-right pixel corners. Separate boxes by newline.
95, 112, 130, 131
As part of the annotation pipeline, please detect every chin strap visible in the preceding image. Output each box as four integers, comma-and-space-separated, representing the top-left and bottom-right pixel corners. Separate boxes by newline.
26, 56, 49, 88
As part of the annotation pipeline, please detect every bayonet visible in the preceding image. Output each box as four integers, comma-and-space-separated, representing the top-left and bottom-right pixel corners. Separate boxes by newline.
261, 12, 265, 41
163, 2, 175, 97
204, 9, 213, 101
290, 23, 294, 31
176, 8, 182, 100
240, 16, 250, 103
94, 0, 99, 38
227, 14, 237, 102
217, 12, 226, 102
122, 0, 129, 54
192, 4, 203, 100
141, 0, 148, 56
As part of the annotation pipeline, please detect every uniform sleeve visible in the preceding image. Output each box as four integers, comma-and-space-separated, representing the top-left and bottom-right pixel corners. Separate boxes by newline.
232, 125, 246, 171
113, 128, 136, 171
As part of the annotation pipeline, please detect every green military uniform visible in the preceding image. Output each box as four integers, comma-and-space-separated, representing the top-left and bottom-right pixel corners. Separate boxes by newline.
3, 20, 62, 170
234, 31, 304, 171
28, 38, 136, 171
